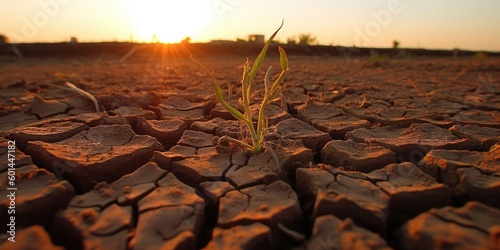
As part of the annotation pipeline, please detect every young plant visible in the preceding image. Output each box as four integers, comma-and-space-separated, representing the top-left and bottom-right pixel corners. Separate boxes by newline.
191, 22, 289, 153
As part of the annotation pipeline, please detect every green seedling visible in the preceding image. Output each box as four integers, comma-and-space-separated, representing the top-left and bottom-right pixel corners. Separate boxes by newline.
192, 22, 289, 153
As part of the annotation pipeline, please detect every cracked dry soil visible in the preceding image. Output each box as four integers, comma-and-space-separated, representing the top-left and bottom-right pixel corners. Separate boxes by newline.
0, 56, 499, 250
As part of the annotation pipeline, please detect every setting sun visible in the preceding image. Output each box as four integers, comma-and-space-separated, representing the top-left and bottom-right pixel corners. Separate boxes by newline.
126, 0, 213, 43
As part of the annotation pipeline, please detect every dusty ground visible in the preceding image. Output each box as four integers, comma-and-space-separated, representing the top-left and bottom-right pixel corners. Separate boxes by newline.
0, 55, 499, 249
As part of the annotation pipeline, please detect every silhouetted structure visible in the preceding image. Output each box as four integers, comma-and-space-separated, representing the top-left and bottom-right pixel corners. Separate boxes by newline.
248, 34, 265, 44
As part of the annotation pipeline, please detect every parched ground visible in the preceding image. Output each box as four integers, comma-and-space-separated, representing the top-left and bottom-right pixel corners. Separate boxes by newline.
0, 55, 499, 250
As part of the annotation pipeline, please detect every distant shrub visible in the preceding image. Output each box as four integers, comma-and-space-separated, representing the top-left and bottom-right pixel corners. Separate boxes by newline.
0, 34, 9, 44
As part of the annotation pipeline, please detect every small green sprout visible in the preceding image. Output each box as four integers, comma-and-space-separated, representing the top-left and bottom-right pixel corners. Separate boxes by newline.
192, 22, 289, 153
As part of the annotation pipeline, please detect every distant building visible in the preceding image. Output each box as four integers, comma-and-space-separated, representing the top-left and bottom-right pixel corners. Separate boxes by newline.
70, 37, 78, 43
248, 34, 265, 44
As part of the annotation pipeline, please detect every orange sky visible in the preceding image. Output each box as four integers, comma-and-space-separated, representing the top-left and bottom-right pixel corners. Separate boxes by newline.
1, 0, 500, 51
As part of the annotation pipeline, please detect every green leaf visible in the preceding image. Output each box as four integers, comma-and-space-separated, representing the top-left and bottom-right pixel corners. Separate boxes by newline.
267, 48, 288, 99
214, 83, 246, 121
242, 61, 252, 102
248, 20, 284, 85
240, 59, 253, 123
278, 46, 289, 72
268, 71, 286, 98
264, 66, 273, 93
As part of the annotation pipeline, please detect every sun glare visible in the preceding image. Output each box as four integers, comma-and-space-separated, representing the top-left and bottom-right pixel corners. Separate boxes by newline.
126, 0, 212, 43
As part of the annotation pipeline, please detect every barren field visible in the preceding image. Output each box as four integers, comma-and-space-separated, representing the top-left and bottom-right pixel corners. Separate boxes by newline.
1, 55, 499, 249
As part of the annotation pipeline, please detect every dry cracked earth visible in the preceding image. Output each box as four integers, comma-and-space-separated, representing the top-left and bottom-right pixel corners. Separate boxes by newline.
0, 55, 499, 250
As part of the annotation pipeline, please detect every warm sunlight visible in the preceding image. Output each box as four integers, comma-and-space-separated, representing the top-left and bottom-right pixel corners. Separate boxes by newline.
126, 0, 213, 43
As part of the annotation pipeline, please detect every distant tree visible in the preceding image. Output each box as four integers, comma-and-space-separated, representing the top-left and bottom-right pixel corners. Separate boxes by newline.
181, 37, 191, 44
0, 34, 8, 44
392, 40, 400, 49
298, 33, 317, 45
272, 38, 282, 44
287, 36, 297, 45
